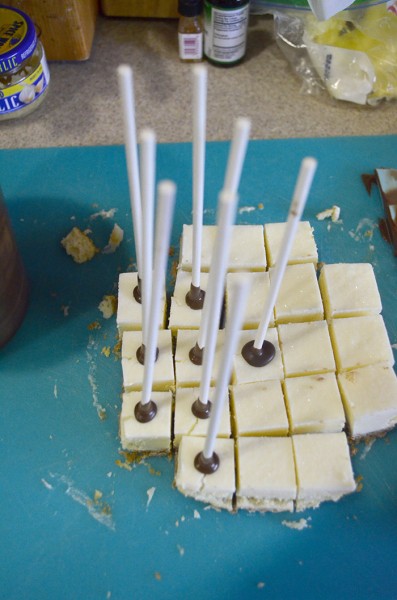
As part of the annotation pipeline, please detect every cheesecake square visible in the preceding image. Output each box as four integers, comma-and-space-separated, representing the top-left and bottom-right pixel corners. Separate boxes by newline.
168, 270, 209, 332
117, 272, 142, 333
117, 272, 166, 333
173, 387, 231, 447
278, 321, 335, 377
226, 271, 274, 330
283, 373, 345, 434
272, 262, 323, 324
174, 329, 225, 387
338, 365, 397, 437
292, 432, 356, 511
175, 436, 236, 511
120, 390, 172, 452
319, 263, 382, 320
329, 315, 394, 373
264, 221, 318, 268
236, 437, 297, 512
121, 329, 175, 391
233, 328, 284, 385
231, 380, 289, 436
179, 224, 267, 272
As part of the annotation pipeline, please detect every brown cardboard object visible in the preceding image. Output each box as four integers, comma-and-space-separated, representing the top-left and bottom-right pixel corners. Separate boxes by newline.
5, 0, 98, 61
101, 0, 178, 18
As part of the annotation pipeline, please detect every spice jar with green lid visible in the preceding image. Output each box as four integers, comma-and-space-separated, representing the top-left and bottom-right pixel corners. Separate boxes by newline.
0, 3, 50, 120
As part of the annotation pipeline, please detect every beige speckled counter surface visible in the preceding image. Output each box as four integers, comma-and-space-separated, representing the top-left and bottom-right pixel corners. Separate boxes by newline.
1, 15, 397, 149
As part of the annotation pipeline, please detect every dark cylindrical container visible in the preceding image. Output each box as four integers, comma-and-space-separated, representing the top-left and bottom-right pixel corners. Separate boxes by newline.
0, 187, 29, 347
204, 0, 250, 66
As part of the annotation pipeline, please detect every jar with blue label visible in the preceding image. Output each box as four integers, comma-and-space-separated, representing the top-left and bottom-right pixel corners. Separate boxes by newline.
0, 4, 50, 120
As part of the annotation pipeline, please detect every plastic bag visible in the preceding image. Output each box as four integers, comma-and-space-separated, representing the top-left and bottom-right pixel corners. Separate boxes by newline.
252, 1, 397, 105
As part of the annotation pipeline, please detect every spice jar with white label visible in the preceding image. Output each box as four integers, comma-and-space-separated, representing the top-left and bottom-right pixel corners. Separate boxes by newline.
178, 0, 204, 63
204, 0, 249, 66
0, 4, 50, 121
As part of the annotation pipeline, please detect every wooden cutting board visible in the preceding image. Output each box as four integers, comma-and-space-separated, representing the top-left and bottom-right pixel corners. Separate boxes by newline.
5, 0, 98, 60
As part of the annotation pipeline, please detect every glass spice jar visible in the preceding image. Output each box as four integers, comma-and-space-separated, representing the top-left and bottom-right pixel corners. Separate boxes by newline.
178, 0, 204, 63
0, 4, 50, 121
204, 0, 250, 66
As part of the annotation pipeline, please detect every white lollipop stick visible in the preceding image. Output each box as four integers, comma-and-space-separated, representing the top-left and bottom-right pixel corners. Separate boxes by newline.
254, 157, 317, 350
196, 277, 250, 471
139, 181, 176, 410
117, 64, 143, 278
195, 118, 250, 351
223, 117, 251, 195
140, 129, 156, 346
192, 190, 238, 416
191, 64, 207, 290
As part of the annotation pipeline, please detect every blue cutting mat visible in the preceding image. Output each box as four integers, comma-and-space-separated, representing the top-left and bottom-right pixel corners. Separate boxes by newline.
1, 136, 397, 600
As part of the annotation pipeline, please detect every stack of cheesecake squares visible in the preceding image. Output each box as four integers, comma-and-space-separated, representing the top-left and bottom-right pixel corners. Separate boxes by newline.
117, 221, 397, 512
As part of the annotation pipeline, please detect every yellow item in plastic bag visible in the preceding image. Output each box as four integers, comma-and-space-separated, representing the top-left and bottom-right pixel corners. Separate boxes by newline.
305, 4, 397, 104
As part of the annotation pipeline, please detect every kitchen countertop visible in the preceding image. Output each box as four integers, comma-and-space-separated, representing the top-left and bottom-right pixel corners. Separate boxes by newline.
1, 13, 397, 149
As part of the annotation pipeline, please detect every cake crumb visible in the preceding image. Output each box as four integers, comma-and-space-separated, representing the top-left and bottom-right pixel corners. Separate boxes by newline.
41, 478, 53, 490
356, 475, 364, 492
145, 463, 161, 476
257, 203, 264, 210
239, 205, 256, 214
257, 582, 265, 589
116, 449, 153, 471
94, 489, 103, 502
203, 505, 221, 512
146, 486, 156, 508
90, 208, 117, 220
360, 438, 376, 460
61, 305, 70, 317
98, 408, 107, 421
61, 227, 98, 263
103, 223, 124, 254
98, 295, 117, 319
282, 518, 311, 530
154, 572, 162, 581
193, 509, 201, 519
349, 443, 359, 456
112, 339, 122, 359
177, 544, 185, 557
88, 321, 101, 330
115, 459, 133, 471
101, 346, 111, 358
316, 205, 341, 222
